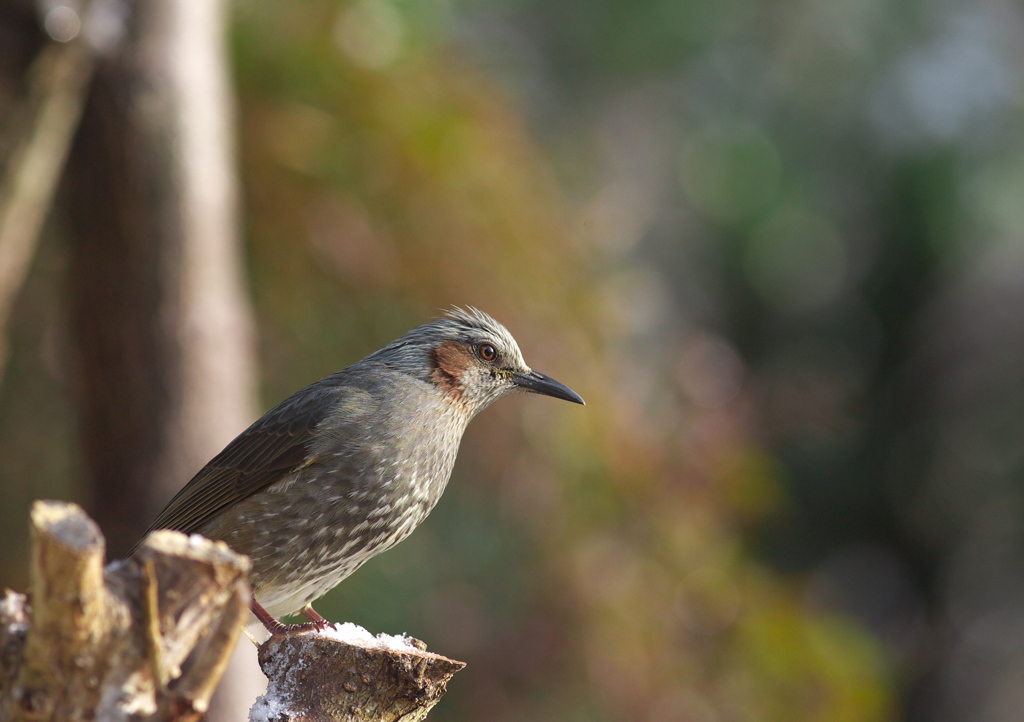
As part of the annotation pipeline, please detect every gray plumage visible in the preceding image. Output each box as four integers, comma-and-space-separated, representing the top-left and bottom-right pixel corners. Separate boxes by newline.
140, 307, 584, 623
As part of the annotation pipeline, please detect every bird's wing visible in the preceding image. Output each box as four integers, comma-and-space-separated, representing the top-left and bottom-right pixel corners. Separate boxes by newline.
134, 383, 340, 549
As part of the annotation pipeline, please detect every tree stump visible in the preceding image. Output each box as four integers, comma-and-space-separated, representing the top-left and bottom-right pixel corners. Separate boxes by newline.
251, 626, 465, 722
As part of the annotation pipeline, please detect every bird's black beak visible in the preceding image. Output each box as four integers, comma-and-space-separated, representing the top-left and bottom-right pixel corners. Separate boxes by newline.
512, 370, 585, 405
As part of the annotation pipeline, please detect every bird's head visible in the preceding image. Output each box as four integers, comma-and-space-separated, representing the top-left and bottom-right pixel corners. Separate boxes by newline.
369, 307, 585, 414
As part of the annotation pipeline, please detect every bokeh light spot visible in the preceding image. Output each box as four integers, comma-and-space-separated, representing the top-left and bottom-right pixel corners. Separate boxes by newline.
43, 6, 80, 42
335, 0, 405, 70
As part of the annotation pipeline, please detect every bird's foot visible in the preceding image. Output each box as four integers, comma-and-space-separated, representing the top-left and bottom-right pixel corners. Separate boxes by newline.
261, 618, 326, 635
300, 604, 332, 631
251, 599, 332, 636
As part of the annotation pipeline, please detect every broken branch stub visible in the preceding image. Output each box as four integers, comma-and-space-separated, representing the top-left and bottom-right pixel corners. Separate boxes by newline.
0, 500, 249, 722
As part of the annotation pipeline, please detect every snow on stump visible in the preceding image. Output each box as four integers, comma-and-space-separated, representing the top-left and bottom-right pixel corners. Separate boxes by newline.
251, 623, 465, 722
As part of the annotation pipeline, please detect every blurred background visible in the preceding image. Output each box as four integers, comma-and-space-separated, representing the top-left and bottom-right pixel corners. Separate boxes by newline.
3, 0, 1024, 719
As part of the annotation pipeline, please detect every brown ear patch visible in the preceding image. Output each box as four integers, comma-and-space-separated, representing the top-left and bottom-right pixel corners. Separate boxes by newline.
430, 340, 474, 400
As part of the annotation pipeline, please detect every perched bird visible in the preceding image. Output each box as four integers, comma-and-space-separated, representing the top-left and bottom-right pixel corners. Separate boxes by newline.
139, 307, 584, 634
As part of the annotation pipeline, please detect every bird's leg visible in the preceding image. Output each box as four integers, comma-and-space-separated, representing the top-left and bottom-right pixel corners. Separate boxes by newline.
300, 604, 331, 629
250, 599, 324, 636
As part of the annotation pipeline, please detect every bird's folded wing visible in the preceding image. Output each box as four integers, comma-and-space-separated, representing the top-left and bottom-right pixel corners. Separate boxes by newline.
134, 386, 338, 548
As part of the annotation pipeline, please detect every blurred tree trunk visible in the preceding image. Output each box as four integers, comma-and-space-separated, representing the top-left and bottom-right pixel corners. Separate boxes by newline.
62, 0, 262, 718
64, 0, 256, 557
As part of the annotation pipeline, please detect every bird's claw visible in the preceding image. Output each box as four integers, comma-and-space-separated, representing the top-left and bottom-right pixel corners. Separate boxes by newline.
308, 616, 332, 631
264, 619, 329, 636
252, 600, 333, 636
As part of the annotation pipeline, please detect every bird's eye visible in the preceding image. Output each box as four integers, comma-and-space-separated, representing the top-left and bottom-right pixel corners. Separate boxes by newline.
478, 343, 497, 362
